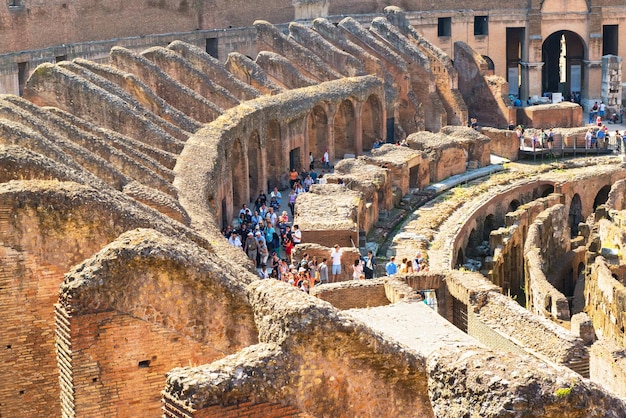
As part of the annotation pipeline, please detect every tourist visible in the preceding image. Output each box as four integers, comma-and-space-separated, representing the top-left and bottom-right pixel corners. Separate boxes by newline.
318, 258, 329, 284
289, 168, 299, 189
258, 238, 269, 266
615, 130, 622, 153
309, 151, 314, 170
585, 128, 593, 149
228, 231, 242, 248
308, 255, 318, 280
292, 224, 302, 245
288, 189, 297, 216
244, 232, 258, 267
399, 257, 408, 273
352, 258, 364, 280
330, 244, 343, 282
531, 131, 539, 151
589, 101, 598, 124
364, 250, 376, 279
317, 174, 327, 185
259, 264, 270, 279
303, 174, 313, 191
386, 256, 398, 276
323, 148, 330, 170
516, 126, 524, 149
596, 127, 605, 149
283, 236, 294, 264
270, 186, 282, 206
546, 128, 554, 154
294, 181, 305, 195
599, 101, 606, 120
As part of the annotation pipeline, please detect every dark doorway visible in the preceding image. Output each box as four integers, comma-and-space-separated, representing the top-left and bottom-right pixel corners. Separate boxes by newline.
569, 194, 583, 237
506, 27, 524, 97
542, 31, 585, 97
603, 25, 619, 56
409, 164, 419, 188
289, 147, 301, 171
593, 185, 611, 211
221, 198, 228, 229
206, 38, 218, 59
386, 118, 395, 143
17, 62, 28, 96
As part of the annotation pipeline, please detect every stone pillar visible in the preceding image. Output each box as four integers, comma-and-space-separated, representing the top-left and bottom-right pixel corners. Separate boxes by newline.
354, 101, 363, 156
602, 55, 622, 110
327, 104, 337, 166
292, 0, 328, 20
520, 61, 544, 102
583, 59, 603, 108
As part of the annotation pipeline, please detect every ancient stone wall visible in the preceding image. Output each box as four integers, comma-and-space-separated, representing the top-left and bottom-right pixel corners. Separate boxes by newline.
517, 102, 583, 129
480, 127, 520, 161
309, 279, 390, 309
164, 280, 435, 417
57, 229, 258, 417
0, 181, 208, 417
524, 204, 571, 320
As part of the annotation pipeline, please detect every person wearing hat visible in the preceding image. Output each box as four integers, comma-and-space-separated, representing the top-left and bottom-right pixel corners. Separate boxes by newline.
244, 231, 258, 267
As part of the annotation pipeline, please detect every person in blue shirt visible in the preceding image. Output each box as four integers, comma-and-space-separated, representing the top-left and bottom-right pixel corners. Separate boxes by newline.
385, 256, 398, 276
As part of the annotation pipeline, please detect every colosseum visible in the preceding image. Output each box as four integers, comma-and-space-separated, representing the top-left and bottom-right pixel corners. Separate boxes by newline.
2, 1, 626, 417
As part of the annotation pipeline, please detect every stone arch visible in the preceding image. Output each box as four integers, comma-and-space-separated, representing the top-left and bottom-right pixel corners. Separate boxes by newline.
593, 184, 611, 211
540, 184, 555, 197
569, 193, 583, 237
456, 248, 464, 268
542, 30, 586, 98
57, 229, 258, 418
307, 105, 329, 166
231, 137, 246, 210
248, 130, 262, 197
482, 55, 495, 75
483, 213, 501, 243
334, 99, 356, 159
266, 120, 283, 190
360, 94, 383, 151
508, 199, 520, 212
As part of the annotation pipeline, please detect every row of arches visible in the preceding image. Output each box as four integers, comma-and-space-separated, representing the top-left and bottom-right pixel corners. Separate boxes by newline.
458, 181, 612, 308
224, 93, 384, 227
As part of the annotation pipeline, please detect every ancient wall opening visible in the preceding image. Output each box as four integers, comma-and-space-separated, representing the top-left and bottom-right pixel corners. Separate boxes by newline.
360, 94, 383, 151
334, 99, 356, 158
569, 193, 583, 237
248, 130, 262, 199
542, 30, 586, 99
266, 119, 283, 189
593, 185, 611, 211
307, 105, 329, 164
231, 137, 246, 210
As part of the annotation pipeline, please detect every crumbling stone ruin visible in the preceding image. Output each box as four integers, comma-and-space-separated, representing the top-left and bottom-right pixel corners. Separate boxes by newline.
3, 3, 626, 418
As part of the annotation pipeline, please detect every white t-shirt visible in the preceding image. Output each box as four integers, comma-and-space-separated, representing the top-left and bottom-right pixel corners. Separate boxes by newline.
331, 249, 342, 265
293, 229, 302, 243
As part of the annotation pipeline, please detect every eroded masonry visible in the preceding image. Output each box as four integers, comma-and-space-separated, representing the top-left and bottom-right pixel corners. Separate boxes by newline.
2, 5, 626, 418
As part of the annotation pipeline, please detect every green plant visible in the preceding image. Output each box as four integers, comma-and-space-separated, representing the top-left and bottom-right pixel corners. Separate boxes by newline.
555, 386, 573, 399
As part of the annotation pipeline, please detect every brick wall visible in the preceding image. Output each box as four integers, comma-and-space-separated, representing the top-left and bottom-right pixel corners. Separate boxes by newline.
184, 401, 301, 418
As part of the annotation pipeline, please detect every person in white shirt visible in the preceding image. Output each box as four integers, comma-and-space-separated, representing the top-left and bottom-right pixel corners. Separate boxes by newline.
270, 187, 282, 206
228, 232, 242, 248
292, 224, 302, 244
330, 244, 343, 282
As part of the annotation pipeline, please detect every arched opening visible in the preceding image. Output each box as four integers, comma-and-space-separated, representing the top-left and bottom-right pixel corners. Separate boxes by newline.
508, 199, 520, 213
361, 94, 383, 151
456, 248, 464, 268
231, 138, 246, 212
266, 120, 283, 189
248, 130, 262, 198
482, 55, 495, 76
593, 185, 611, 211
483, 213, 500, 242
333, 99, 356, 159
307, 105, 328, 168
540, 184, 555, 198
569, 193, 583, 237
542, 30, 585, 100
